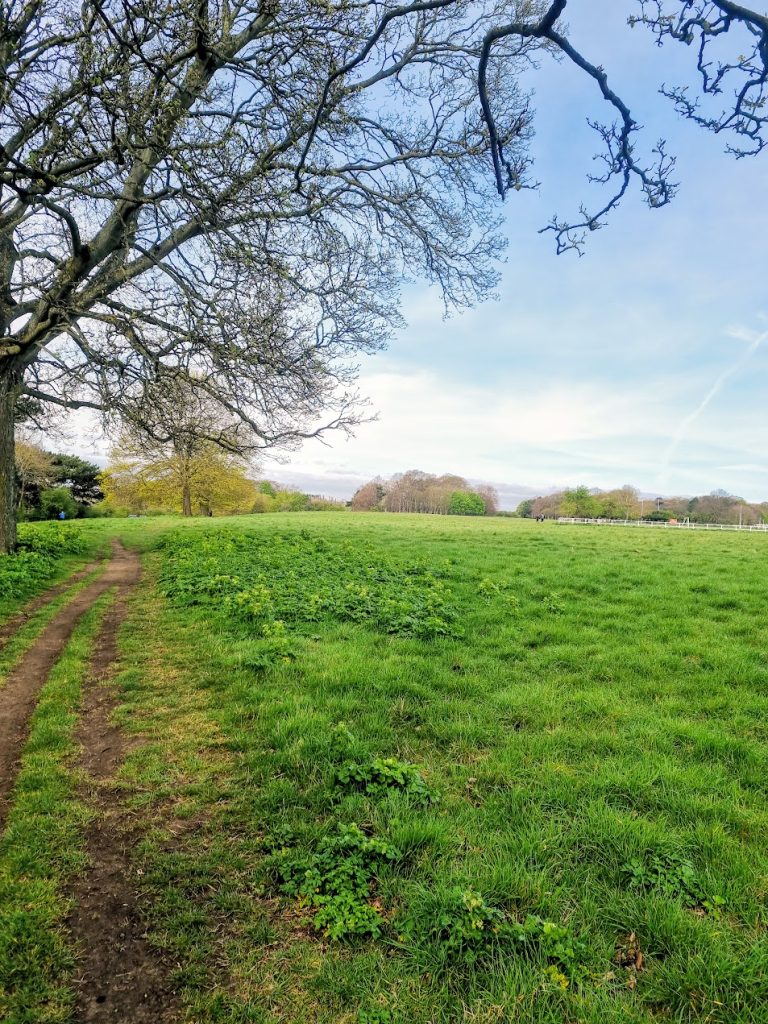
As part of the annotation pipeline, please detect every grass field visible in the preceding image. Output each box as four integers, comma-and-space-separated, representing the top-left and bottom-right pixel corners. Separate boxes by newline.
2, 513, 768, 1023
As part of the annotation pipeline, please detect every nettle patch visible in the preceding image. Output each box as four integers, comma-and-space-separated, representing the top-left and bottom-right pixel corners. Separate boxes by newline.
623, 852, 725, 915
158, 530, 461, 652
264, 735, 586, 984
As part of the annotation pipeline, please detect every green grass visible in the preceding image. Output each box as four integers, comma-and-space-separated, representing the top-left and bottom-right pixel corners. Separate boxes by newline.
3, 512, 768, 1022
0, 596, 111, 1024
101, 514, 768, 1023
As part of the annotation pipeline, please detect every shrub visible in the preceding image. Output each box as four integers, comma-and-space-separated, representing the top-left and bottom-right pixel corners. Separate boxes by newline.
38, 487, 79, 520
0, 523, 88, 597
448, 491, 485, 516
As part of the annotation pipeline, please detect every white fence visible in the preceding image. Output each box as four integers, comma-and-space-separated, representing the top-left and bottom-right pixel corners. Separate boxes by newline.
556, 517, 768, 533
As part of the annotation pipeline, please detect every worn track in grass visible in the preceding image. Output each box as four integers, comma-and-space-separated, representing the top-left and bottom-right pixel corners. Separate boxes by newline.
68, 556, 179, 1023
0, 542, 138, 833
0, 555, 104, 651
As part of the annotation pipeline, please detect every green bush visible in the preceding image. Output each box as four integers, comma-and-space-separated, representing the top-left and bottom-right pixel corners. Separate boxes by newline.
38, 487, 79, 520
448, 491, 485, 516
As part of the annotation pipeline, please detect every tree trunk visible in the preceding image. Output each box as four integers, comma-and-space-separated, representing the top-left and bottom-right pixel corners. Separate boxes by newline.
0, 370, 19, 554
182, 480, 192, 516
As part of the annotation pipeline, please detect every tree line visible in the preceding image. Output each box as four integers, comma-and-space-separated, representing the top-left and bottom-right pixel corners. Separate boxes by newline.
517, 486, 768, 526
14, 436, 345, 519
17, 436, 768, 526
351, 471, 498, 516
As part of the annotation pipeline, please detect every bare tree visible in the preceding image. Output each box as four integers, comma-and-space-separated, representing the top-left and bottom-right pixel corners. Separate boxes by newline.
351, 480, 385, 511
1, 1, 766, 550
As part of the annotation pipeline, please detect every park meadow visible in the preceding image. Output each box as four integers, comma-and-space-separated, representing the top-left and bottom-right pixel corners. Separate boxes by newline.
1, 512, 767, 1023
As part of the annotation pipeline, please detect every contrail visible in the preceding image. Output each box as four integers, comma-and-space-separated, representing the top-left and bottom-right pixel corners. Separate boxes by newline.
658, 327, 768, 484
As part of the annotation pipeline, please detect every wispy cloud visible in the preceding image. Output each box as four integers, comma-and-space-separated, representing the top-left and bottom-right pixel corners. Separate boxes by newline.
657, 327, 768, 487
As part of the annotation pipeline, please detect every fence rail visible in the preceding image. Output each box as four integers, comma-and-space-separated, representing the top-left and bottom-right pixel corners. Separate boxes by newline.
556, 517, 768, 532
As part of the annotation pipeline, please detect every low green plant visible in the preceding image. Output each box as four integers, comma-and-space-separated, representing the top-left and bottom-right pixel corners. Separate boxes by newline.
623, 851, 724, 912
399, 888, 586, 977
335, 757, 436, 805
158, 529, 462, 652
357, 1008, 394, 1024
477, 577, 500, 600
272, 824, 401, 940
0, 523, 89, 597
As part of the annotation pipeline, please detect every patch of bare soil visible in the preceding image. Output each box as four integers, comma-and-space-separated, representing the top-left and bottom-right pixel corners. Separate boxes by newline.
0, 555, 104, 650
0, 542, 137, 832
68, 561, 179, 1023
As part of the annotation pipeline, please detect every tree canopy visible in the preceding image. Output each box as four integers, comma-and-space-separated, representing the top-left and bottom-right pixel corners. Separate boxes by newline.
2, 0, 767, 549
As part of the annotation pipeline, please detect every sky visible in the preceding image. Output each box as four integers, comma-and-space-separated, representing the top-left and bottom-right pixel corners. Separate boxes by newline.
49, 1, 768, 508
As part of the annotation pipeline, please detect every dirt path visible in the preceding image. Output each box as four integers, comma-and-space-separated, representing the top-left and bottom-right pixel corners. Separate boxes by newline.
68, 560, 179, 1022
0, 541, 138, 832
0, 555, 104, 650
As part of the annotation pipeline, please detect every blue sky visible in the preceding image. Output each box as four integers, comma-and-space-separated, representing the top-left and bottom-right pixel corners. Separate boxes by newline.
278, 1, 768, 505
56, 1, 768, 508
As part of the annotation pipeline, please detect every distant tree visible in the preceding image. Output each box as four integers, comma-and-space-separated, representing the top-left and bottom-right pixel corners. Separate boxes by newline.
14, 439, 54, 513
102, 441, 257, 516
475, 484, 499, 516
689, 490, 739, 524
273, 490, 310, 512
531, 492, 567, 519
107, 376, 258, 516
39, 487, 79, 520
448, 491, 486, 516
258, 482, 277, 497
378, 470, 493, 515
50, 454, 103, 505
560, 485, 602, 518
306, 496, 347, 511
516, 499, 535, 518
351, 481, 385, 511
250, 492, 275, 514
599, 485, 641, 519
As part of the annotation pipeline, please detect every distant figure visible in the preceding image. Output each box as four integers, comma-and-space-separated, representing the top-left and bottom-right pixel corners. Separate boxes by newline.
58, 510, 66, 520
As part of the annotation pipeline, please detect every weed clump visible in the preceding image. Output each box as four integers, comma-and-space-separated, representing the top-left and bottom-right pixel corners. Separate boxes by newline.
624, 851, 725, 914
399, 887, 585, 978
271, 824, 400, 940
335, 757, 436, 805
158, 530, 461, 663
